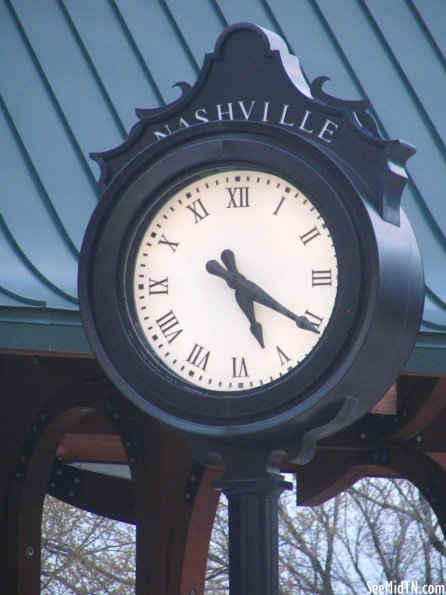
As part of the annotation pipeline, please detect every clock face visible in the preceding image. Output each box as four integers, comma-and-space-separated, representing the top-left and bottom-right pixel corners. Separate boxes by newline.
130, 169, 338, 393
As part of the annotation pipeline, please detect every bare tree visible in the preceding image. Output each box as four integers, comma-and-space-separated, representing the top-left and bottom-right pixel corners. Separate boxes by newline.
41, 495, 135, 594
41, 478, 445, 593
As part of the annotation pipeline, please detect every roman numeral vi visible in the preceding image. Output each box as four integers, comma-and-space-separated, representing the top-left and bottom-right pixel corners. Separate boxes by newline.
232, 357, 249, 378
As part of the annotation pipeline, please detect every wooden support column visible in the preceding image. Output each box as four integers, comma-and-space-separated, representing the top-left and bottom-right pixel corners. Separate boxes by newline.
0, 355, 103, 593
126, 410, 221, 595
179, 465, 222, 594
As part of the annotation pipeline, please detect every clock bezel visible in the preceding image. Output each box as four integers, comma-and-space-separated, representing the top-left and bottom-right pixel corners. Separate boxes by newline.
80, 125, 373, 438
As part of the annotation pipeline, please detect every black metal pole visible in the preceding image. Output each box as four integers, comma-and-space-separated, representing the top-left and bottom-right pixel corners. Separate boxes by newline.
215, 472, 292, 594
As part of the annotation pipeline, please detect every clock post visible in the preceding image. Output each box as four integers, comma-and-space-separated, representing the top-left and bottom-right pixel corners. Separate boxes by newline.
197, 441, 295, 594
217, 470, 290, 593
79, 23, 424, 594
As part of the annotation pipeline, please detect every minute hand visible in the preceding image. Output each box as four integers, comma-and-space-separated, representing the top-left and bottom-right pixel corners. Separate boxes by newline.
237, 277, 320, 334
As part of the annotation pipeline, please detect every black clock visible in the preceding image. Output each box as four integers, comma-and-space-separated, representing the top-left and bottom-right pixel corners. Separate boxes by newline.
79, 121, 423, 444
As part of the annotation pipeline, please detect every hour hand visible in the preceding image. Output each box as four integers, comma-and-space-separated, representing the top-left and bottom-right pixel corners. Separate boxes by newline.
206, 255, 264, 347
221, 249, 237, 273
206, 259, 237, 289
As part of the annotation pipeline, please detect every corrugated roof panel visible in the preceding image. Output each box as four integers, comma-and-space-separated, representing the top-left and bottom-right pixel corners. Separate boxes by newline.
0, 230, 73, 309
63, 0, 162, 134
164, 0, 225, 69
0, 98, 78, 306
266, 0, 368, 102
412, 0, 446, 62
400, 183, 446, 329
0, 0, 99, 252
11, 0, 126, 161
214, 0, 277, 31
364, 0, 446, 145
114, 0, 199, 104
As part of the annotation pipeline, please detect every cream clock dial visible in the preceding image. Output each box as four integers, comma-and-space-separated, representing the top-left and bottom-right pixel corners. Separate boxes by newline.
132, 169, 338, 392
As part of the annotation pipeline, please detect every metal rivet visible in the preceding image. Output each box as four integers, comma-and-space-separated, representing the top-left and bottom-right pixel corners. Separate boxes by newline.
189, 590, 197, 595
360, 432, 367, 440
56, 469, 62, 476
49, 482, 56, 489
68, 490, 75, 498
416, 435, 423, 443
25, 547, 35, 558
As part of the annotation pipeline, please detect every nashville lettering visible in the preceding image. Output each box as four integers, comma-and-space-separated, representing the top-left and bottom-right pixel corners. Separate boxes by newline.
152, 100, 339, 144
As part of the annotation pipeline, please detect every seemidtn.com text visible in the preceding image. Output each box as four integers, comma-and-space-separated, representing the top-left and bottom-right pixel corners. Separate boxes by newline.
367, 582, 445, 595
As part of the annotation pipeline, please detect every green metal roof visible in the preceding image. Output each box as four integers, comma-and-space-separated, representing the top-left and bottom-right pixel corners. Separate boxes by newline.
1, 0, 445, 373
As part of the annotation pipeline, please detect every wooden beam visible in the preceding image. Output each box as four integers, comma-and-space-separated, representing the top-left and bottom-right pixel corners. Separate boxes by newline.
295, 449, 397, 507
51, 471, 135, 524
57, 433, 127, 463
388, 377, 446, 441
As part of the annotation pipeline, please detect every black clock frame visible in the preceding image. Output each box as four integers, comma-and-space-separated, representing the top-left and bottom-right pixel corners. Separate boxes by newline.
79, 120, 422, 442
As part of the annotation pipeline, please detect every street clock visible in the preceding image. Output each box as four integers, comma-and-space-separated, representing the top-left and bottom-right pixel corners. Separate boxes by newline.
79, 24, 423, 457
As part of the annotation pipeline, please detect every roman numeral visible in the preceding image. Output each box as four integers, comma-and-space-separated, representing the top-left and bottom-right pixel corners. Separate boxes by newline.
158, 234, 179, 253
186, 343, 211, 371
276, 345, 291, 366
304, 310, 324, 328
300, 226, 321, 245
186, 198, 210, 223
227, 186, 250, 208
273, 196, 286, 216
156, 310, 183, 343
148, 277, 168, 294
312, 269, 332, 286
232, 357, 249, 378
